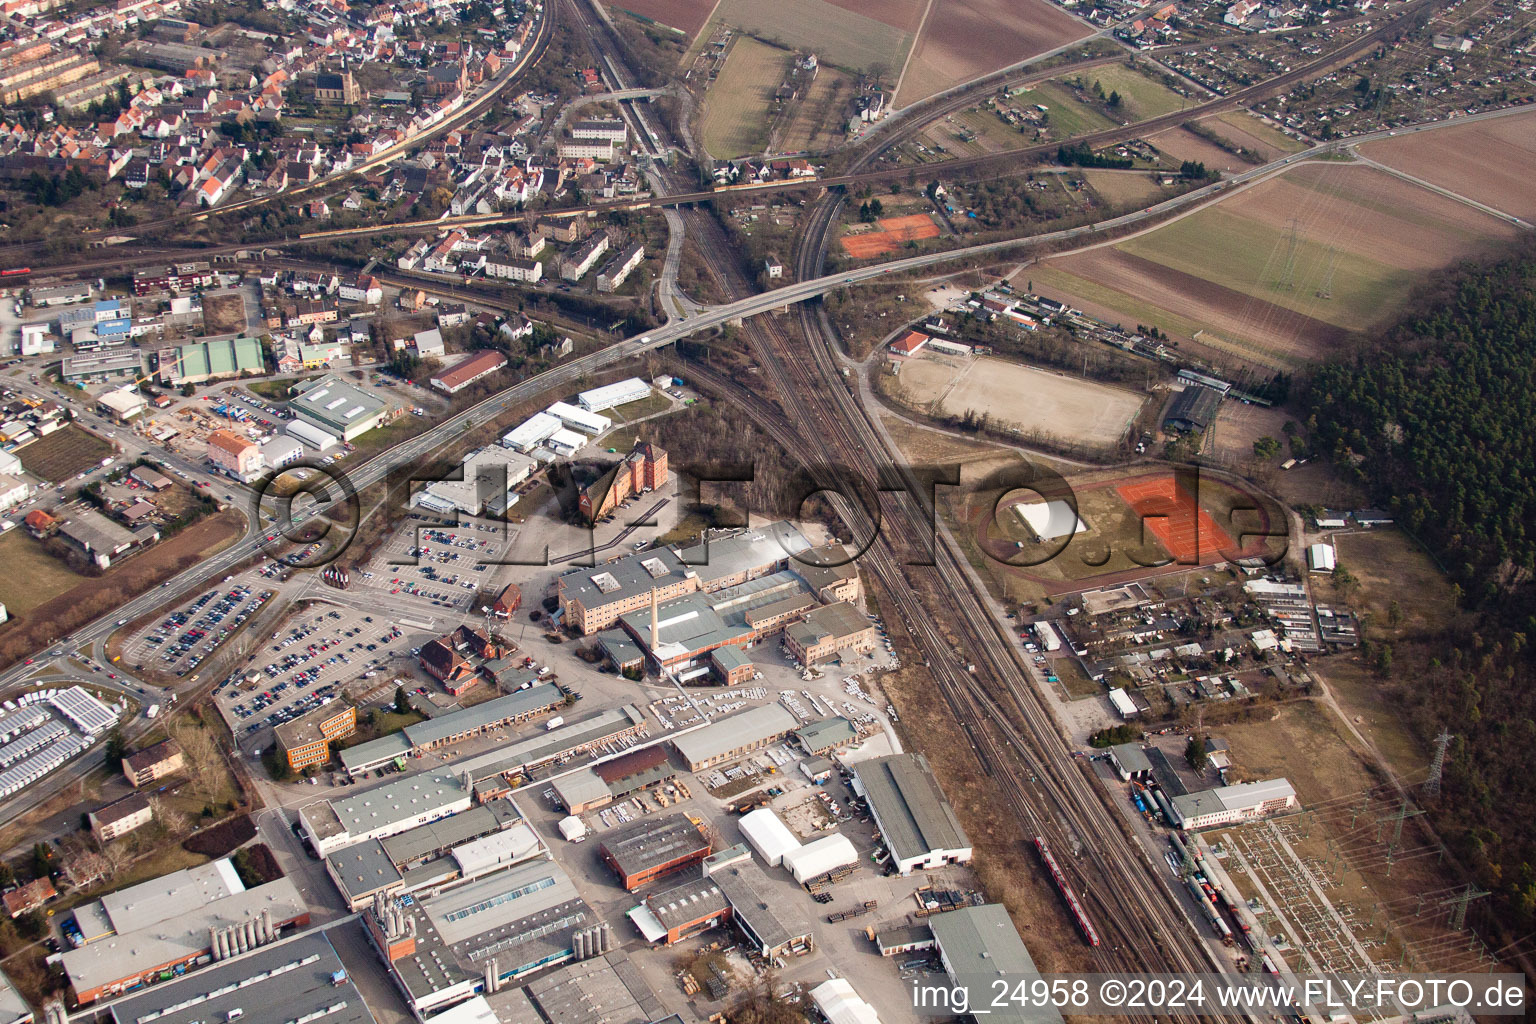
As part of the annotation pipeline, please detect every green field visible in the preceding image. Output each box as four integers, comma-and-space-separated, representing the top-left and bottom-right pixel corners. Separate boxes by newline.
1061, 64, 1190, 120
702, 36, 790, 159
708, 0, 912, 76
609, 392, 674, 421
0, 531, 87, 615
1013, 81, 1117, 139
1117, 208, 1414, 330
18, 424, 113, 482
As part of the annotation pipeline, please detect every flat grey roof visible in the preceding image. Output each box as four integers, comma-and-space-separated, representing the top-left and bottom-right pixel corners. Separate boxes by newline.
526, 952, 664, 1024
0, 968, 30, 1024
559, 549, 693, 608
339, 731, 411, 773
107, 931, 376, 1024
325, 768, 471, 839
63, 877, 306, 995
97, 859, 243, 933
424, 857, 585, 948
786, 601, 870, 649
380, 799, 522, 867
670, 703, 797, 767
551, 768, 610, 809
710, 645, 752, 671
929, 905, 1061, 1024
645, 874, 729, 933
675, 522, 810, 587
1109, 743, 1153, 773
449, 705, 645, 781
291, 373, 386, 432
403, 684, 564, 749
711, 862, 809, 952
326, 839, 403, 902
855, 753, 970, 862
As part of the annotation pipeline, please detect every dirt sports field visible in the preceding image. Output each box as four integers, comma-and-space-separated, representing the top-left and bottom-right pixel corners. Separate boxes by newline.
894, 0, 1091, 107
707, 0, 916, 76
1116, 475, 1232, 564
840, 212, 940, 257
701, 36, 789, 158
891, 353, 1144, 448
1357, 109, 1536, 222
1037, 162, 1521, 371
609, 0, 717, 37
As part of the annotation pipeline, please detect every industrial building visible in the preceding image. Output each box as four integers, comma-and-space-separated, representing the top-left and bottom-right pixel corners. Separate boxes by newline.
598, 814, 711, 890
626, 874, 732, 946
613, 575, 816, 677
156, 337, 265, 386
784, 602, 878, 665
337, 684, 566, 777
502, 412, 562, 453
300, 768, 474, 857
557, 548, 697, 635
578, 377, 650, 413
104, 931, 378, 1024
1170, 778, 1297, 830
545, 401, 612, 436
520, 951, 667, 1024
413, 446, 537, 517
445, 706, 647, 803
1108, 743, 1153, 782
275, 702, 356, 771
796, 716, 857, 756
0, 969, 28, 1024
670, 703, 799, 771
709, 862, 813, 957
291, 374, 388, 441
63, 860, 309, 1004
853, 754, 972, 875
782, 834, 859, 886
431, 351, 508, 395
929, 905, 1062, 1024
550, 744, 677, 814
811, 978, 882, 1024
365, 858, 598, 1016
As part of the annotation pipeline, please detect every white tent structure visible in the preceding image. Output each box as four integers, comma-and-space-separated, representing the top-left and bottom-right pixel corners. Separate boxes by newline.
783, 833, 858, 885
811, 978, 881, 1024
737, 808, 800, 867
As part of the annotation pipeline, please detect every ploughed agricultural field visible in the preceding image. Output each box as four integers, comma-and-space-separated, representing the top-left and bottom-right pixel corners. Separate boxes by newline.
706, 0, 918, 76
1357, 108, 1536, 223
894, 0, 1091, 107
607, 0, 719, 38
701, 36, 790, 158
1033, 162, 1521, 372
889, 352, 1144, 449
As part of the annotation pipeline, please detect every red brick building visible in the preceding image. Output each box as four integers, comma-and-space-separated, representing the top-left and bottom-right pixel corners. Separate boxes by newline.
599, 814, 710, 891
579, 440, 668, 521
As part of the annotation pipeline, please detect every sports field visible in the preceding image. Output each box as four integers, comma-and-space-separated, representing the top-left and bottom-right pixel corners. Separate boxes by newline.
891, 353, 1143, 449
950, 465, 1281, 595
841, 213, 941, 257
701, 36, 790, 158
895, 0, 1090, 107
1037, 162, 1521, 370
707, 0, 914, 75
1116, 475, 1232, 564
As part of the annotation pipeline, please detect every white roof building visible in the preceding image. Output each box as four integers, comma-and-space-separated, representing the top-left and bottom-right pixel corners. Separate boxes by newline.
502, 412, 562, 453
1308, 542, 1337, 572
1107, 687, 1139, 719
578, 377, 650, 412
545, 428, 586, 456
811, 978, 882, 1024
737, 808, 801, 867
545, 400, 612, 435
286, 418, 339, 452
1171, 778, 1297, 830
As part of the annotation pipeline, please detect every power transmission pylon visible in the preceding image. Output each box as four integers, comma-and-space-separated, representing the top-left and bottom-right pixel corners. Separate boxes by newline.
1315, 246, 1339, 299
1425, 729, 1454, 799
1441, 884, 1489, 932
1376, 795, 1424, 859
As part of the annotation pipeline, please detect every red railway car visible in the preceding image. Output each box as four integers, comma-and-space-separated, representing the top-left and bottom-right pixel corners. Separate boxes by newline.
1033, 837, 1101, 947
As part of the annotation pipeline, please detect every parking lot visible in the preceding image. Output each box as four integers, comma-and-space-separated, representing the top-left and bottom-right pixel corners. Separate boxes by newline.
213, 604, 425, 750
121, 582, 273, 677
348, 516, 522, 615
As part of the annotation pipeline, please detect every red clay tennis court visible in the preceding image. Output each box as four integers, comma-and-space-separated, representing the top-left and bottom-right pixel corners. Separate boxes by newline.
840, 214, 941, 258
1115, 476, 1234, 564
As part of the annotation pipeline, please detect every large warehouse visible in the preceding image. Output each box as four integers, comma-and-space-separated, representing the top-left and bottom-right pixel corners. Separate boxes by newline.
599, 814, 711, 890
737, 807, 801, 867
300, 767, 474, 856
670, 703, 799, 771
578, 377, 650, 412
291, 374, 388, 441
929, 905, 1062, 1024
853, 754, 973, 875
338, 684, 566, 775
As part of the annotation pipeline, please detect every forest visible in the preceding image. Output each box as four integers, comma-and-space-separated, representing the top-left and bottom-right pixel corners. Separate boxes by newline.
1303, 243, 1536, 928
